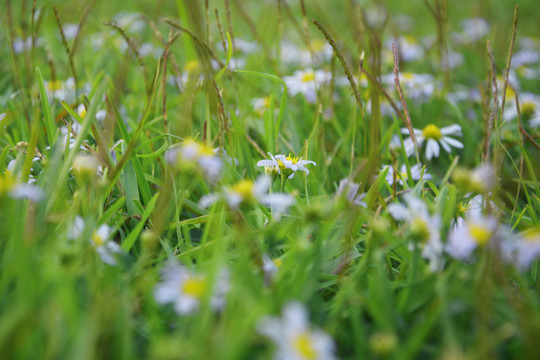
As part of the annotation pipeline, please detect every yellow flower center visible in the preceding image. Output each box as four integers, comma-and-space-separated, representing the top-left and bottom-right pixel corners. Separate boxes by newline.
91, 232, 106, 247
301, 71, 315, 83
469, 223, 492, 246
273, 258, 283, 268
47, 80, 63, 92
0, 172, 17, 196
403, 35, 418, 44
230, 180, 255, 201
311, 40, 326, 53
402, 72, 414, 81
422, 124, 442, 140
293, 332, 317, 360
182, 276, 207, 299
184, 60, 201, 73
456, 202, 470, 217
521, 101, 536, 118
522, 229, 540, 243
410, 217, 430, 241
78, 107, 87, 119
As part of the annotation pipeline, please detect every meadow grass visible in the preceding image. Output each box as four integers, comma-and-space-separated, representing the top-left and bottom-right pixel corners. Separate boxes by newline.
1, 0, 540, 359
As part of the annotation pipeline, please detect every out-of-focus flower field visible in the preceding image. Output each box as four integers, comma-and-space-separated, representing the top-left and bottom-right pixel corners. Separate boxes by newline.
1, 0, 540, 358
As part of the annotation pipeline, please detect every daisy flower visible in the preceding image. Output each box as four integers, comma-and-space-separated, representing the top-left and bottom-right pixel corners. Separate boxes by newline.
402, 124, 463, 160
513, 229, 540, 271
1, 166, 44, 202
284, 68, 331, 103
199, 175, 295, 219
257, 152, 316, 180
383, 163, 431, 186
388, 194, 444, 272
257, 301, 336, 360
452, 163, 496, 194
452, 17, 490, 44
503, 92, 540, 128
165, 139, 223, 183
335, 178, 366, 207
153, 260, 229, 315
382, 72, 438, 100
446, 215, 499, 261
68, 216, 122, 266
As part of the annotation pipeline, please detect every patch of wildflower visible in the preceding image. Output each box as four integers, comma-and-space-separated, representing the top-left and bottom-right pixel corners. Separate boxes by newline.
388, 194, 444, 272
402, 124, 463, 160
199, 175, 295, 219
154, 260, 229, 315
257, 152, 316, 180
165, 139, 223, 183
68, 216, 122, 266
258, 301, 336, 360
383, 163, 431, 186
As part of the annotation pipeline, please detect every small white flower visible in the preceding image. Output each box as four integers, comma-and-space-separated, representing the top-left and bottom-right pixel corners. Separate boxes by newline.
284, 68, 331, 103
386, 35, 424, 62
335, 178, 366, 207
452, 164, 496, 194
452, 17, 490, 44
257, 153, 316, 180
68, 216, 122, 266
382, 72, 438, 100
446, 215, 499, 261
383, 163, 431, 186
154, 260, 229, 315
402, 124, 463, 160
258, 301, 336, 360
513, 230, 540, 271
0, 169, 44, 202
199, 176, 295, 219
388, 194, 443, 272
165, 140, 223, 183
503, 92, 540, 128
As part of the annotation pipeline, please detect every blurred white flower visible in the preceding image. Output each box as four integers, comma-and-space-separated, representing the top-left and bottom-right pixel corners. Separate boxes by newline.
68, 216, 122, 266
453, 17, 490, 44
1, 165, 44, 202
335, 178, 366, 207
284, 68, 331, 103
382, 72, 438, 100
258, 301, 336, 360
199, 176, 295, 219
257, 152, 316, 180
513, 229, 540, 271
165, 140, 223, 183
503, 92, 540, 128
446, 215, 499, 261
388, 194, 444, 272
402, 124, 463, 160
383, 163, 431, 186
154, 260, 229, 315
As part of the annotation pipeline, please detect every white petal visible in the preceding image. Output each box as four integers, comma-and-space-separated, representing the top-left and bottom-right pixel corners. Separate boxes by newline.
387, 203, 410, 221
199, 193, 220, 208
441, 136, 463, 149
440, 124, 462, 135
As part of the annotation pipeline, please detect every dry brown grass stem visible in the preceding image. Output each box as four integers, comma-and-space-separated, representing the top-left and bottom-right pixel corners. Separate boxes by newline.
484, 41, 498, 161
163, 18, 224, 69
212, 80, 228, 148
312, 19, 363, 111
224, 0, 235, 50
53, 7, 79, 96
70, 0, 98, 58
500, 5, 519, 115
104, 22, 151, 98
214, 8, 227, 53
391, 43, 420, 163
